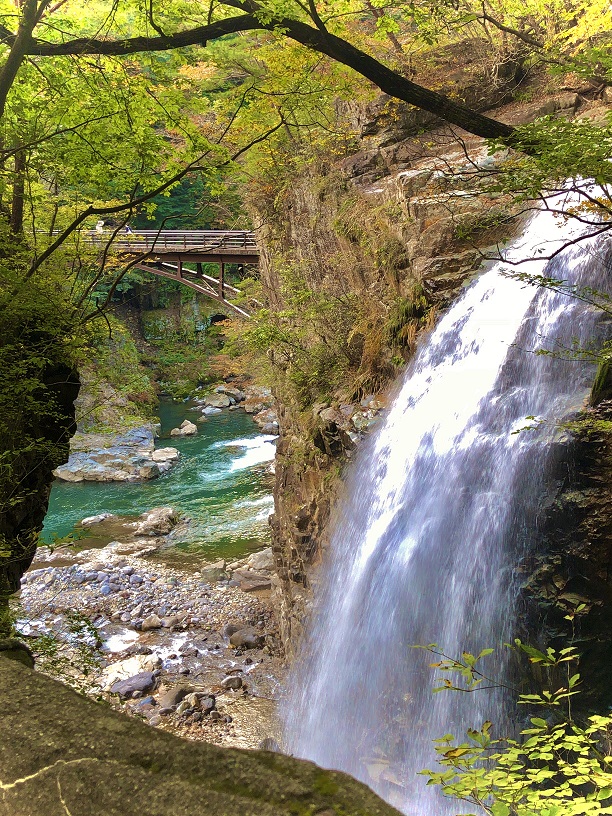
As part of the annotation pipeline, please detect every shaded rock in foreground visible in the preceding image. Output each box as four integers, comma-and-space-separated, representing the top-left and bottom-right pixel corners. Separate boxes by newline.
0, 657, 401, 816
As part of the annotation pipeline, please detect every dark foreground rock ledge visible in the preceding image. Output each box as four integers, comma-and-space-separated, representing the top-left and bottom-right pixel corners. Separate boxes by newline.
0, 657, 401, 816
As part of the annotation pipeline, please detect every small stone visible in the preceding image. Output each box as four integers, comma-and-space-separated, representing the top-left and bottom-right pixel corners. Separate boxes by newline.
141, 614, 162, 631
129, 574, 143, 586
220, 675, 243, 690
149, 715, 162, 726
210, 710, 221, 721
199, 695, 216, 714
184, 693, 200, 709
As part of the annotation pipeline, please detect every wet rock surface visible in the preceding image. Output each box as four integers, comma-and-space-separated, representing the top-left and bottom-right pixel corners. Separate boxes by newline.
14, 529, 283, 750
54, 425, 180, 483
520, 401, 612, 709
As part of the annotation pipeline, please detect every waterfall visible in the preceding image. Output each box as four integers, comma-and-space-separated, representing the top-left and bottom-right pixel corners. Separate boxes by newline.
282, 204, 611, 815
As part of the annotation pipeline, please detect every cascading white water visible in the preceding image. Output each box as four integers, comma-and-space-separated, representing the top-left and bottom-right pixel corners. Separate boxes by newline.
283, 204, 611, 815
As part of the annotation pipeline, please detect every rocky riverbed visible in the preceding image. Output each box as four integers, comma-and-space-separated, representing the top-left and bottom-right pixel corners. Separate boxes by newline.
13, 508, 283, 750
54, 384, 279, 483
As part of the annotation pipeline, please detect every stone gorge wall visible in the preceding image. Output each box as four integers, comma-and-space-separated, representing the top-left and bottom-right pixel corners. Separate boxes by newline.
520, 399, 612, 709
248, 49, 612, 654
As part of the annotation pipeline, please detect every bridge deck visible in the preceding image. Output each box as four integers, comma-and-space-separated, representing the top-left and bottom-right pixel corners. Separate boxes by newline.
85, 230, 259, 317
94, 229, 258, 259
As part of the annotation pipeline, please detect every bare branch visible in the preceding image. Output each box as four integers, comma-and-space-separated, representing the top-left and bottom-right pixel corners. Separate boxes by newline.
477, 11, 544, 49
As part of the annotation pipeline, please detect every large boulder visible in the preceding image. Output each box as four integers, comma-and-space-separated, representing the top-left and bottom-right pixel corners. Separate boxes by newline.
151, 447, 180, 464
0, 657, 402, 816
246, 548, 275, 572
170, 420, 197, 437
110, 671, 158, 699
205, 393, 232, 408
124, 507, 179, 536
53, 425, 180, 482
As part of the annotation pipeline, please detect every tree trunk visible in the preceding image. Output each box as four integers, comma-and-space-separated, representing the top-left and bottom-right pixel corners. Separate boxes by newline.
0, 358, 79, 635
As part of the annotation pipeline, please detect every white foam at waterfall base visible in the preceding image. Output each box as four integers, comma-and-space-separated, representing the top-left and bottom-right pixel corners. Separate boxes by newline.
282, 205, 611, 815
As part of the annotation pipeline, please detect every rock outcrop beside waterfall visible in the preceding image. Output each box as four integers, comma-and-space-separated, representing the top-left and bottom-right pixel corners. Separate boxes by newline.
521, 399, 612, 709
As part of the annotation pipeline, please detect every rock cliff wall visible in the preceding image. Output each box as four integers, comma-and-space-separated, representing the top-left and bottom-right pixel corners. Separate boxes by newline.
520, 400, 612, 708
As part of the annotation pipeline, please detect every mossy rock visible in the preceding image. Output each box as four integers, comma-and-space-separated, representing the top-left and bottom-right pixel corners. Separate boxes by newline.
0, 657, 401, 816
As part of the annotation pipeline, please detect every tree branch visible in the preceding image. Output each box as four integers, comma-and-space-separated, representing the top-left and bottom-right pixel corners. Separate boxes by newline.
23, 11, 515, 141
0, 0, 38, 119
477, 12, 544, 49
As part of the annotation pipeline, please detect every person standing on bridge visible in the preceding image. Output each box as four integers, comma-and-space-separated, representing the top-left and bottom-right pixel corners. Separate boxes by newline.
124, 224, 133, 234
95, 219, 105, 234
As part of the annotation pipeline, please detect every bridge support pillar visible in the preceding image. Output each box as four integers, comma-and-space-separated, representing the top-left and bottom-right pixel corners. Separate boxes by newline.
219, 262, 225, 300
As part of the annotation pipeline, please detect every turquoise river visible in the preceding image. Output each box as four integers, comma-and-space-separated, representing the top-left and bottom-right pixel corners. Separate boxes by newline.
42, 400, 276, 565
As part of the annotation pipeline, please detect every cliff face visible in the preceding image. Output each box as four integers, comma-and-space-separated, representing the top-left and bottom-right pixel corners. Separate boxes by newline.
520, 402, 612, 708
247, 49, 612, 654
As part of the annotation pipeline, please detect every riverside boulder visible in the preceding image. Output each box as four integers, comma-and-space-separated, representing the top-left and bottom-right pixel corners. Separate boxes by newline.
53, 426, 180, 482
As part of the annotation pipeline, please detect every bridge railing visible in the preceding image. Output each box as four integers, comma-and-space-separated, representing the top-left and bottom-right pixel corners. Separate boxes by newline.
84, 229, 258, 252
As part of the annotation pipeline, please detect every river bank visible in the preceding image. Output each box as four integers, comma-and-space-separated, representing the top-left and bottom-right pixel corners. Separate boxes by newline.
26, 392, 285, 750
14, 522, 283, 750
